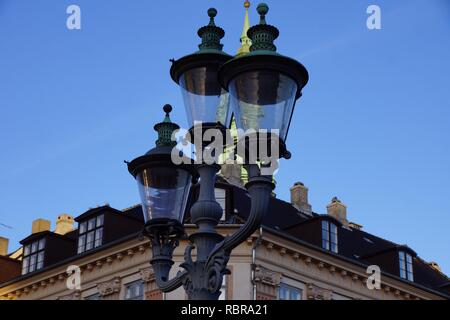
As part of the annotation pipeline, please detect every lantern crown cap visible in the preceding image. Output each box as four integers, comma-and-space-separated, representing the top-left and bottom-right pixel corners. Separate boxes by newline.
248, 3, 279, 52
154, 104, 179, 147
197, 8, 225, 52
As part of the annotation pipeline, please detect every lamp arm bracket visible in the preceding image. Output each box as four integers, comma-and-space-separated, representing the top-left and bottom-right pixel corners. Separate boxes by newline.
148, 224, 187, 293
154, 269, 188, 293
206, 169, 273, 266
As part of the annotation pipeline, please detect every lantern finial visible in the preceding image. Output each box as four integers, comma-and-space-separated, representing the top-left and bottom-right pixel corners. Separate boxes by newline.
154, 104, 180, 147
248, 3, 279, 52
197, 8, 225, 52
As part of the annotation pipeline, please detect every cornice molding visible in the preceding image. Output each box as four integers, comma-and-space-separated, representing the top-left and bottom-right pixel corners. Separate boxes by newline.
57, 290, 81, 300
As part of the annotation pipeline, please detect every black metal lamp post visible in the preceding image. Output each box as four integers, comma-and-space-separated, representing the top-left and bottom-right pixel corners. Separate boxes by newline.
127, 3, 308, 300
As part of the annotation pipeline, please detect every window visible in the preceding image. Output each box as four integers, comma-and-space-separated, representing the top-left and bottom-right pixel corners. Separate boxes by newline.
85, 293, 101, 300
78, 214, 104, 254
399, 251, 414, 281
125, 281, 144, 300
215, 188, 227, 221
218, 275, 228, 300
22, 238, 46, 275
279, 284, 302, 300
322, 221, 338, 253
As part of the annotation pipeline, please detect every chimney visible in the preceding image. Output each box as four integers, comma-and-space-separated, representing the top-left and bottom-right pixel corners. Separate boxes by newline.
0, 237, 8, 256
290, 182, 312, 216
327, 197, 349, 227
428, 262, 442, 273
349, 222, 363, 230
32, 219, 51, 234
55, 214, 74, 235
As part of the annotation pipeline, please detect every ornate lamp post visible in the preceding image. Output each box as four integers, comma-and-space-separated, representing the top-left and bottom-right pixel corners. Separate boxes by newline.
127, 3, 308, 300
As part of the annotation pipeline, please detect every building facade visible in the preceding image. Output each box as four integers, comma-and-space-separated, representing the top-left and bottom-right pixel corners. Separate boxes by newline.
0, 178, 449, 300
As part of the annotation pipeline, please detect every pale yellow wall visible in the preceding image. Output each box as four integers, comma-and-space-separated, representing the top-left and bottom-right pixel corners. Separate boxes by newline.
231, 262, 253, 300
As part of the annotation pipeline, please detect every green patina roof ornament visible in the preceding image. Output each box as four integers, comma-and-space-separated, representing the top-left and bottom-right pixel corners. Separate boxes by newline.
154, 104, 180, 147
197, 8, 226, 52
170, 8, 231, 85
248, 3, 280, 53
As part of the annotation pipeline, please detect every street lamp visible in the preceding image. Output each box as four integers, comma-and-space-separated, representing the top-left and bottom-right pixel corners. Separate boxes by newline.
127, 104, 197, 234
219, 3, 309, 160
170, 8, 232, 131
127, 3, 308, 300
128, 104, 198, 289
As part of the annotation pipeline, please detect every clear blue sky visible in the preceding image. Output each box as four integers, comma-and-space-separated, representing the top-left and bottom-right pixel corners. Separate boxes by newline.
1, 0, 449, 275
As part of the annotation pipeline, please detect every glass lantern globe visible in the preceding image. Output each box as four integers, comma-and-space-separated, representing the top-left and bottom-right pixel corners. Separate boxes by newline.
178, 65, 231, 128
228, 69, 298, 142
136, 166, 192, 223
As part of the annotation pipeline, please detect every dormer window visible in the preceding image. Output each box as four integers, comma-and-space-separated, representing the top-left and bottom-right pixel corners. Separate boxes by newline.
22, 238, 46, 275
322, 220, 338, 253
399, 251, 414, 281
77, 214, 104, 254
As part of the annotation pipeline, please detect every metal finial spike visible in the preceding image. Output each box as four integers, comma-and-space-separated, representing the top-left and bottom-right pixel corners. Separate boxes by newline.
257, 3, 269, 24
244, 1, 251, 9
163, 104, 173, 116
208, 8, 217, 26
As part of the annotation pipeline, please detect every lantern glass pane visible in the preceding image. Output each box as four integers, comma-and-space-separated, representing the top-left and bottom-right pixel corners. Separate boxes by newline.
137, 167, 192, 223
180, 66, 231, 127
229, 70, 297, 141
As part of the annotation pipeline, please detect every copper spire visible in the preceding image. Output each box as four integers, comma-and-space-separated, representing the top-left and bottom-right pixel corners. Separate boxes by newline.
237, 1, 252, 56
